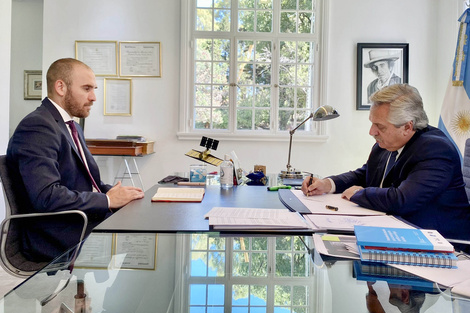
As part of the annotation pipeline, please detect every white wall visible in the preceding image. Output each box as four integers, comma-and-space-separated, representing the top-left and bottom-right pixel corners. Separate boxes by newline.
9, 0, 44, 135
6, 0, 463, 189
0, 1, 12, 221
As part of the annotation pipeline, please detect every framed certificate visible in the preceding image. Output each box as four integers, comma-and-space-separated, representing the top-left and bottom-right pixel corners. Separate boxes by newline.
74, 233, 114, 269
104, 78, 132, 116
75, 40, 118, 76
114, 233, 157, 270
119, 41, 161, 77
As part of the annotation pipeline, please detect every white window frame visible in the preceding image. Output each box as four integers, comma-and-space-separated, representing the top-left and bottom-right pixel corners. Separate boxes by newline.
178, 0, 330, 143
173, 234, 315, 312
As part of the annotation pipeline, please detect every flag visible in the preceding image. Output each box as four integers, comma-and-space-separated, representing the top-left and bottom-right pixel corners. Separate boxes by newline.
438, 8, 470, 162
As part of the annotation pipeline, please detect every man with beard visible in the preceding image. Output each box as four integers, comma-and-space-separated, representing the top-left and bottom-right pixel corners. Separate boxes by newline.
6, 58, 144, 261
302, 84, 470, 245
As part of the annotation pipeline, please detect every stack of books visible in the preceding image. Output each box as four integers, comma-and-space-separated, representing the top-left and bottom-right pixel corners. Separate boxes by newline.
354, 226, 457, 269
353, 260, 436, 291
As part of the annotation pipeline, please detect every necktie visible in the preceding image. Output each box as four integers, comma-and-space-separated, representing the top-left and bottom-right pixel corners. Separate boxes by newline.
66, 121, 101, 193
384, 151, 398, 177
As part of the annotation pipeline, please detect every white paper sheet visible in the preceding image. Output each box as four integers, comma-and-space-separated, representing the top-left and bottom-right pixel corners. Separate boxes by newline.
291, 190, 385, 216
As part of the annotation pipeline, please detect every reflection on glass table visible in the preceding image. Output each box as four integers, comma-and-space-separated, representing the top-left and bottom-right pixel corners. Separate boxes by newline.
1, 233, 313, 313
1, 232, 469, 313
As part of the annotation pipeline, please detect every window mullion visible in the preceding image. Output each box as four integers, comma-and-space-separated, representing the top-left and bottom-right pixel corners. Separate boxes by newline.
182, 0, 326, 139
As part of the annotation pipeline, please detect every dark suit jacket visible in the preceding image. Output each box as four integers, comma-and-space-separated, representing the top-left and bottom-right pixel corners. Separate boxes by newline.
6, 98, 112, 261
330, 126, 470, 240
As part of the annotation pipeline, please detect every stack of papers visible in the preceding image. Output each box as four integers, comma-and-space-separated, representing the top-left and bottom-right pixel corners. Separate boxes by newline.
204, 207, 311, 230
305, 214, 415, 233
289, 190, 386, 215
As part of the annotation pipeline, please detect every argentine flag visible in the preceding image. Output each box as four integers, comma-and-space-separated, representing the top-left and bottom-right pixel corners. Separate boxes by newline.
439, 8, 470, 162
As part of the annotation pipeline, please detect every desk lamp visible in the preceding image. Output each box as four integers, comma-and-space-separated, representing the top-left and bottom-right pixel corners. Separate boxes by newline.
279, 105, 340, 179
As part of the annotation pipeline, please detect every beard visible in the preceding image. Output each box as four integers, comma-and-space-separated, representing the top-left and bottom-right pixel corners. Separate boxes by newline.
64, 89, 92, 118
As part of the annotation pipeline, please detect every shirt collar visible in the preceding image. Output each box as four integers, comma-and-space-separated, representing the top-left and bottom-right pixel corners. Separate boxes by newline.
48, 97, 74, 123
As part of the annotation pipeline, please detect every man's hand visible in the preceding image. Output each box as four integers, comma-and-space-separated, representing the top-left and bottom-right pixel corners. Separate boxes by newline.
107, 181, 145, 210
342, 186, 364, 200
301, 177, 332, 196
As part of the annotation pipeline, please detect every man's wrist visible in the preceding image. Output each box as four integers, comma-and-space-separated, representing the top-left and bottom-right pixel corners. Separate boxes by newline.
326, 178, 336, 194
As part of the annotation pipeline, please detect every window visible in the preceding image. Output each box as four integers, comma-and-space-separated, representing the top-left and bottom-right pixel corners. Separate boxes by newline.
179, 0, 326, 140
182, 234, 314, 312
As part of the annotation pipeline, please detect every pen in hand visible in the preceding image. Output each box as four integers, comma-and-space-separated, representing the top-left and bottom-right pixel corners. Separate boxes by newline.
307, 174, 313, 197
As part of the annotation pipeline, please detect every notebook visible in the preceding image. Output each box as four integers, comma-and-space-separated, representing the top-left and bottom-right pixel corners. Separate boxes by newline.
151, 187, 205, 202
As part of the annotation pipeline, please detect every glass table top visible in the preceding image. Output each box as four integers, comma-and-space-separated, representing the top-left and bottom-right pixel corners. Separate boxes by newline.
2, 232, 469, 313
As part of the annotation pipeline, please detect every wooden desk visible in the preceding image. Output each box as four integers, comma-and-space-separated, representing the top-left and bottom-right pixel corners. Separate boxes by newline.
93, 185, 290, 233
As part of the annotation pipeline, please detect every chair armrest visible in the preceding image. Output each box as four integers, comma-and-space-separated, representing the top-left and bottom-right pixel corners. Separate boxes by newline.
0, 210, 88, 278
1, 210, 88, 243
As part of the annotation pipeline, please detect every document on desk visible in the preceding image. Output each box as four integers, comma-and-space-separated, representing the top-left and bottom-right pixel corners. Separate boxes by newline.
305, 214, 415, 233
390, 259, 470, 298
204, 207, 311, 230
151, 187, 205, 202
290, 190, 385, 216
312, 233, 360, 260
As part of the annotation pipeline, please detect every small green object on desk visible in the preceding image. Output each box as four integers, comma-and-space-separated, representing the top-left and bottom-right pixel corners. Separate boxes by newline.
267, 185, 292, 191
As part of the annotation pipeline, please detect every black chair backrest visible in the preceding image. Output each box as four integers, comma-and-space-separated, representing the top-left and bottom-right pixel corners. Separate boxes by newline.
0, 155, 49, 275
0, 155, 32, 216
463, 138, 470, 203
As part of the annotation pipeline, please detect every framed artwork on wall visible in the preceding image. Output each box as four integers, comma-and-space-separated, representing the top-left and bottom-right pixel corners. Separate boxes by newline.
356, 43, 409, 110
24, 70, 42, 100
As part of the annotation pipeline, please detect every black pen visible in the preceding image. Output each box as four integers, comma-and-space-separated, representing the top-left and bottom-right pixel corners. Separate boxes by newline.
307, 174, 313, 197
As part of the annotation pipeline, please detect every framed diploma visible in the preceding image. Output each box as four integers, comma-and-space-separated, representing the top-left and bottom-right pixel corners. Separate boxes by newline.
114, 233, 157, 270
119, 41, 162, 77
104, 78, 132, 116
74, 233, 114, 269
75, 40, 118, 76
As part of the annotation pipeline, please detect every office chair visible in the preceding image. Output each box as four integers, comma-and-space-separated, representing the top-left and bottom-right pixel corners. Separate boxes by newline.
463, 138, 470, 203
0, 155, 88, 278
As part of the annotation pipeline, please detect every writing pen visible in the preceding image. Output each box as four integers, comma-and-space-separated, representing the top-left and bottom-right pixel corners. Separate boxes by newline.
325, 205, 339, 211
307, 174, 313, 197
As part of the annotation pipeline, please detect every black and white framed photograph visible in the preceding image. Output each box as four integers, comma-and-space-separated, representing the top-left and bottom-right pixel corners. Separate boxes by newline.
356, 43, 409, 110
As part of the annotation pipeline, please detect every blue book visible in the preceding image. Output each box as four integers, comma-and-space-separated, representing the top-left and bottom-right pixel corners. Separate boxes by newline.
357, 245, 458, 268
352, 260, 436, 291
354, 225, 454, 253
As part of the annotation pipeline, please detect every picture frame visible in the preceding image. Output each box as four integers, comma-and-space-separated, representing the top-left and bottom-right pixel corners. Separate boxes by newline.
356, 43, 409, 110
104, 78, 132, 116
114, 233, 157, 270
75, 40, 118, 76
119, 41, 162, 77
74, 233, 114, 269
24, 70, 42, 100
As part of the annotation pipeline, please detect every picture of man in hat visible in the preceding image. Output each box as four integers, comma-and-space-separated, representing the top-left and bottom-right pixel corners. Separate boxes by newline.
365, 49, 402, 102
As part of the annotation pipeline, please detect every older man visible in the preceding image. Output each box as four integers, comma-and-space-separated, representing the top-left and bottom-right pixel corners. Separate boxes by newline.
7, 58, 144, 261
302, 84, 470, 242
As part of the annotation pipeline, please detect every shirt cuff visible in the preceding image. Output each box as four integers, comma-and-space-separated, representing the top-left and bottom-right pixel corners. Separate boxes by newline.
326, 178, 336, 193
106, 195, 112, 212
